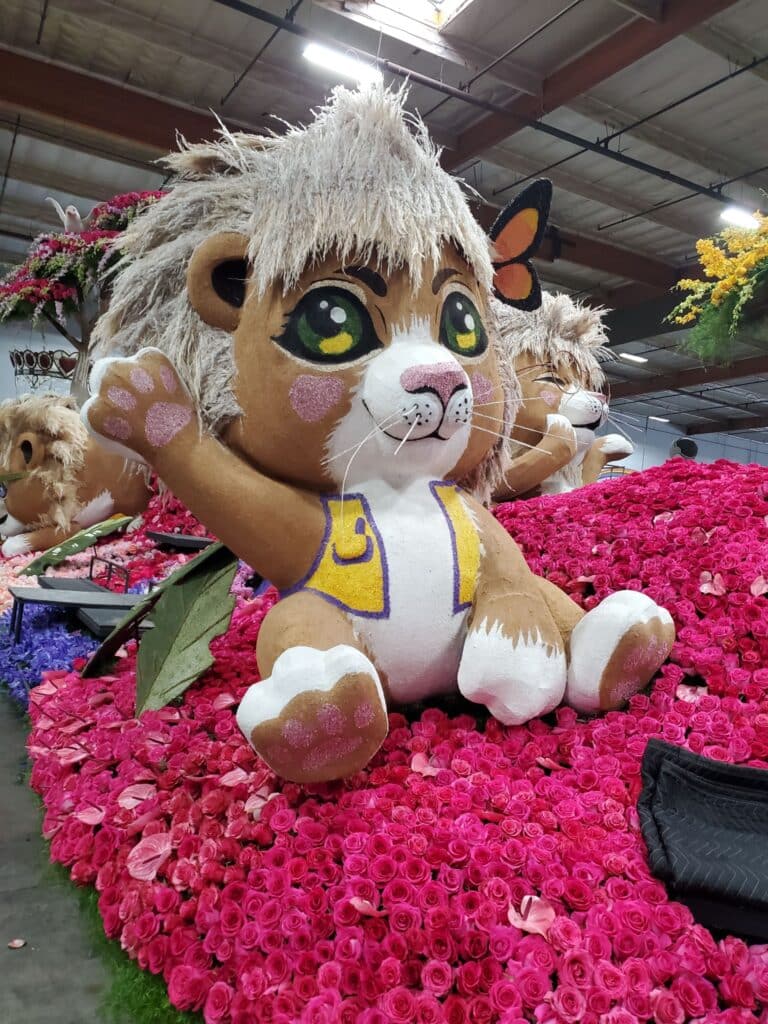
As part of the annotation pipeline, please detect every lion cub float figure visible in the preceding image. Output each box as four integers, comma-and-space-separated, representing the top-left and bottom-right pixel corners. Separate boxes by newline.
0, 393, 150, 557
493, 292, 634, 500
83, 85, 674, 783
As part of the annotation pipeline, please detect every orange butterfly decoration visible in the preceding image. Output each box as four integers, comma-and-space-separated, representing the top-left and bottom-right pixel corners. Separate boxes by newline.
489, 179, 552, 311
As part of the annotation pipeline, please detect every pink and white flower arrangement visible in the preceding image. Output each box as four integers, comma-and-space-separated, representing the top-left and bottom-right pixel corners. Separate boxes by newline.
24, 459, 768, 1022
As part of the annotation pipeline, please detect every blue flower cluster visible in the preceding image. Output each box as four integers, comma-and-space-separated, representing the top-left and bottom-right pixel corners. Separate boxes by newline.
0, 605, 98, 708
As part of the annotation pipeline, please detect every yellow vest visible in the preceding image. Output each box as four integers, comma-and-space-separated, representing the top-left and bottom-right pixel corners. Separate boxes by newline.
287, 483, 480, 619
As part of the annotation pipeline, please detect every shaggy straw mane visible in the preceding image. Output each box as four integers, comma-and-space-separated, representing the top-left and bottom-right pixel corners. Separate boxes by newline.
492, 292, 612, 391
93, 83, 513, 495
0, 394, 88, 530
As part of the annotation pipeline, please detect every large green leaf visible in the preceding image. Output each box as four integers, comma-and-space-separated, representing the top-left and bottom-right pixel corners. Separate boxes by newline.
82, 542, 235, 678
19, 515, 134, 576
135, 544, 238, 714
0, 470, 29, 486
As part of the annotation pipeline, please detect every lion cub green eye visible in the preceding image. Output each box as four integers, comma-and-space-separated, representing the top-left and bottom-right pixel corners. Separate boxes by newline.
439, 293, 487, 357
275, 288, 381, 364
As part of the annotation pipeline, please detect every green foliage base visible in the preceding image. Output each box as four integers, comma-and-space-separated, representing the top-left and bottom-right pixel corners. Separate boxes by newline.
49, 862, 201, 1024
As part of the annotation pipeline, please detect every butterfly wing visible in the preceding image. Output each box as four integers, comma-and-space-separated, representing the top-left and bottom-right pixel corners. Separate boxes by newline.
489, 179, 552, 310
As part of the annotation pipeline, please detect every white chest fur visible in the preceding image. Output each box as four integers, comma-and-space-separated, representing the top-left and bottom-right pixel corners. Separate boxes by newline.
351, 478, 475, 705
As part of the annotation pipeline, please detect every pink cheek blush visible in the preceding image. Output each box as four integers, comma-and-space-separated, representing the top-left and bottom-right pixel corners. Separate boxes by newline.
145, 402, 192, 448
289, 375, 344, 423
470, 372, 494, 406
540, 388, 559, 408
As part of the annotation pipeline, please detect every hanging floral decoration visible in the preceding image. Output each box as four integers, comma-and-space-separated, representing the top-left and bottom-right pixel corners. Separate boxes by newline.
0, 191, 165, 396
669, 211, 768, 364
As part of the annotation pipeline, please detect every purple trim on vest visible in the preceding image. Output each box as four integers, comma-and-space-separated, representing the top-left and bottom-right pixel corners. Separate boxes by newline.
430, 480, 469, 615
281, 493, 390, 620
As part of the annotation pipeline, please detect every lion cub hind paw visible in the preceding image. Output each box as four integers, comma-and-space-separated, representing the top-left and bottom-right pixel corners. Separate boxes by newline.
237, 645, 388, 784
566, 591, 675, 713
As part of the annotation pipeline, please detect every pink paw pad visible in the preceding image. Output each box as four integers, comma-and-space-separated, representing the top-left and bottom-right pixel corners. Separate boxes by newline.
102, 416, 132, 441
302, 736, 362, 773
318, 703, 345, 736
282, 719, 314, 748
159, 366, 177, 393
353, 702, 375, 728
130, 367, 154, 393
107, 387, 137, 412
144, 402, 192, 448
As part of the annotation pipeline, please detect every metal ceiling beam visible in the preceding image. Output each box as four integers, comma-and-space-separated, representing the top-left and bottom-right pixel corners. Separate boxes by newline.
309, 0, 542, 97
443, 0, 741, 168
0, 46, 259, 153
0, 48, 683, 290
39, 0, 330, 117
567, 95, 765, 190
609, 355, 768, 399
607, 0, 665, 20
688, 24, 768, 84
472, 201, 679, 288
481, 145, 702, 237
687, 413, 768, 436
603, 294, 686, 345
2, 161, 131, 206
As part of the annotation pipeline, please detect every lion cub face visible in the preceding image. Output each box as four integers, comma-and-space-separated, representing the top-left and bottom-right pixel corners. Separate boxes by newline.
512, 352, 607, 447
0, 433, 54, 536
188, 237, 503, 490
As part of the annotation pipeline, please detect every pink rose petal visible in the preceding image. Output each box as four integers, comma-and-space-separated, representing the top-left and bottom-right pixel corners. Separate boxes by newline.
126, 833, 172, 882
117, 784, 156, 810
74, 805, 105, 826
411, 752, 439, 776
508, 895, 556, 938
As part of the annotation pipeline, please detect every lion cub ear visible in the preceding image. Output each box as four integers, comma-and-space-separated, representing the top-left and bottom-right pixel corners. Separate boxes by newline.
187, 232, 250, 332
12, 432, 45, 471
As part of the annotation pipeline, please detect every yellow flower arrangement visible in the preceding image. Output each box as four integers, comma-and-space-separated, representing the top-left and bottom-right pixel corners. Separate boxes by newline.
669, 211, 768, 363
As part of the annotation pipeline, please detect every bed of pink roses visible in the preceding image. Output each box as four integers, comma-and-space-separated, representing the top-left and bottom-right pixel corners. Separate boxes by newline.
25, 459, 768, 1024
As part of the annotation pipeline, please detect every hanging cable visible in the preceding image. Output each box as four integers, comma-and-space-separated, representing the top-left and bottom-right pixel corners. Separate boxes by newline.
493, 53, 768, 197
207, 0, 746, 207
422, 0, 585, 119
0, 116, 21, 214
597, 163, 768, 232
220, 0, 305, 107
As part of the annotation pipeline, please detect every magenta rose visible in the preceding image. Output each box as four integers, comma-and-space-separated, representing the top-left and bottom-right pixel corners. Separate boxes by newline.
421, 959, 452, 996
517, 967, 550, 1007
560, 950, 594, 989
204, 981, 234, 1023
489, 979, 522, 1014
381, 986, 416, 1024
551, 985, 587, 1023
651, 989, 685, 1024
167, 965, 209, 1012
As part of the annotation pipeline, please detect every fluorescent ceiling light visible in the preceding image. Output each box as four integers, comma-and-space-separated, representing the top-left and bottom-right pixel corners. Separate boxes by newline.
303, 43, 382, 85
720, 206, 759, 229
619, 352, 648, 364
649, 416, 670, 423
